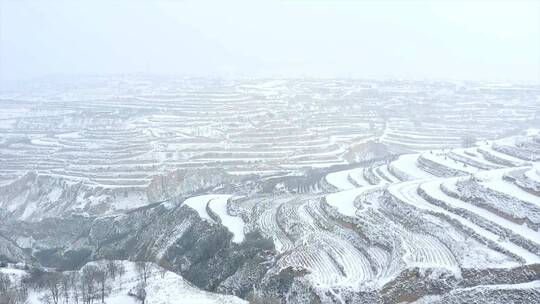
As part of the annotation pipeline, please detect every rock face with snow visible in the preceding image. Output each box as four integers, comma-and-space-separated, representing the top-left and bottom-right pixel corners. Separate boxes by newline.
146, 169, 246, 203
0, 172, 147, 221
1, 78, 540, 303
0, 234, 33, 264
0, 197, 276, 296
0, 168, 249, 222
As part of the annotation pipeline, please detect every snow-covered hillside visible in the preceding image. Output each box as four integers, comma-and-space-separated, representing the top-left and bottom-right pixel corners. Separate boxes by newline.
1, 261, 246, 304
1, 77, 540, 303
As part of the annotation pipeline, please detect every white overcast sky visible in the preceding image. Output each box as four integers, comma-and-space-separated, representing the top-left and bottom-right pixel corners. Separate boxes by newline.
1, 0, 539, 84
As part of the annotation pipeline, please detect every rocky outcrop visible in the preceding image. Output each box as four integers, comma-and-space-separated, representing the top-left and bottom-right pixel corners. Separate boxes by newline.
146, 168, 245, 202
0, 200, 276, 298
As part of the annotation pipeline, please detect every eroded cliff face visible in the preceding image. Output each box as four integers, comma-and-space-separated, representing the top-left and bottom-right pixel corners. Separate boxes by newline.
0, 172, 147, 221
0, 168, 249, 222
145, 168, 246, 202
0, 233, 33, 264
0, 200, 279, 299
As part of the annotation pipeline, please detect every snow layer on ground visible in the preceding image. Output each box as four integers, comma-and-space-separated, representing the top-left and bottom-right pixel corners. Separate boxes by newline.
391, 154, 436, 179
325, 187, 370, 217
421, 152, 478, 174
458, 279, 540, 291
183, 194, 230, 222
208, 195, 245, 243
452, 147, 500, 168
478, 144, 527, 165
424, 179, 540, 245
326, 170, 356, 190
525, 163, 540, 182
377, 164, 401, 183
412, 280, 540, 303
350, 168, 372, 186
478, 168, 540, 208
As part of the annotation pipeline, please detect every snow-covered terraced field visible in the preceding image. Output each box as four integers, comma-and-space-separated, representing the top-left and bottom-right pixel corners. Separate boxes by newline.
1, 77, 540, 303
302, 132, 540, 294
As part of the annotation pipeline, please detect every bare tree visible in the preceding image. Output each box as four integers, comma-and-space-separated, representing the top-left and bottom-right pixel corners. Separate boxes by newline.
94, 266, 110, 303
106, 260, 119, 281
461, 135, 476, 148
158, 266, 167, 279
71, 273, 81, 304
117, 263, 126, 288
16, 276, 29, 304
24, 267, 47, 290
40, 294, 53, 304
44, 272, 62, 304
81, 266, 99, 304
1, 272, 28, 304
0, 273, 10, 298
157, 261, 169, 279
135, 262, 150, 283
128, 282, 146, 304
60, 273, 70, 304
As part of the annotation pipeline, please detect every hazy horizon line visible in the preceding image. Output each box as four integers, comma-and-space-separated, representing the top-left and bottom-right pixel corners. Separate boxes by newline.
3, 72, 540, 90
